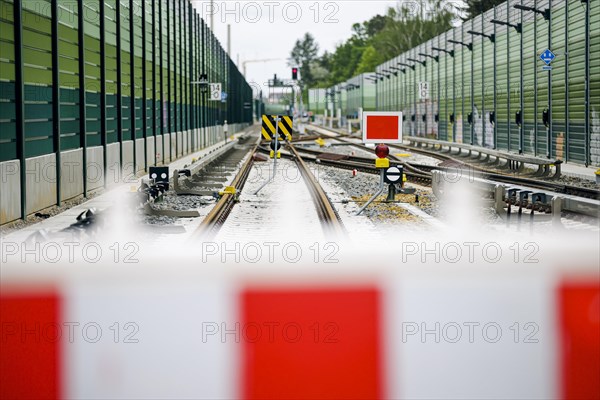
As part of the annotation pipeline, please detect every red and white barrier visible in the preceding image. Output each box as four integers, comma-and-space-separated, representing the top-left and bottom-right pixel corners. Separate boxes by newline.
1, 264, 598, 400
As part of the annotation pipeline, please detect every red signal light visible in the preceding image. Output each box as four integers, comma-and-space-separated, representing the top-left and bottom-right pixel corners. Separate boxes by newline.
292, 67, 298, 80
375, 144, 389, 159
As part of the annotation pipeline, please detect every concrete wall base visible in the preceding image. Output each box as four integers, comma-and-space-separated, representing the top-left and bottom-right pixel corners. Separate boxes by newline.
1, 124, 253, 224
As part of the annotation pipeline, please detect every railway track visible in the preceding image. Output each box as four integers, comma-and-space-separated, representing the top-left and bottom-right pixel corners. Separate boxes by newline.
287, 144, 433, 185
192, 139, 346, 239
21, 133, 261, 242
412, 163, 600, 200
190, 143, 258, 239
287, 143, 346, 236
304, 126, 600, 201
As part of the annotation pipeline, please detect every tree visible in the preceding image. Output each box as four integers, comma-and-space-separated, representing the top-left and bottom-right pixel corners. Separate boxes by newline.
355, 46, 382, 74
308, 60, 329, 83
289, 33, 319, 87
462, 0, 505, 19
371, 2, 457, 60
290, 1, 459, 89
325, 37, 366, 85
351, 14, 391, 41
364, 14, 390, 37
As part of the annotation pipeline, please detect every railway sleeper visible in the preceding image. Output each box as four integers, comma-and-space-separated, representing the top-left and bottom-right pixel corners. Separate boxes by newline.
141, 203, 200, 218
191, 174, 228, 183
173, 169, 217, 196
136, 179, 201, 218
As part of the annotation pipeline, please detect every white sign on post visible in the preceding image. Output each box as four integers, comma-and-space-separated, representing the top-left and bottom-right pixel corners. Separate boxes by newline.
418, 81, 429, 100
209, 83, 221, 101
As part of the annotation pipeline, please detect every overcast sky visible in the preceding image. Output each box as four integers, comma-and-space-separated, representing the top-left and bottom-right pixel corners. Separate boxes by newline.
191, 1, 400, 96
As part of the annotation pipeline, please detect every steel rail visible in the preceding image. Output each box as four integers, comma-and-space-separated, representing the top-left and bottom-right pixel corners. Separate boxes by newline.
286, 144, 346, 236
191, 143, 259, 239
260, 146, 432, 185
304, 126, 599, 200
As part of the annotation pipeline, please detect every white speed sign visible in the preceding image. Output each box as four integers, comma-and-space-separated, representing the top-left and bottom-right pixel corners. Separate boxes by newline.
209, 83, 221, 101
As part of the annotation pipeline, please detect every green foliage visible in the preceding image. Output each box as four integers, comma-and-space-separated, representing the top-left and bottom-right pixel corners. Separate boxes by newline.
291, 0, 459, 89
325, 37, 367, 86
289, 33, 320, 87
355, 46, 382, 75
371, 3, 457, 61
462, 0, 505, 19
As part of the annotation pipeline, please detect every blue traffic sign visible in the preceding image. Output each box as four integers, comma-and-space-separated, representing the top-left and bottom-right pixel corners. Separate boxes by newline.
540, 49, 556, 65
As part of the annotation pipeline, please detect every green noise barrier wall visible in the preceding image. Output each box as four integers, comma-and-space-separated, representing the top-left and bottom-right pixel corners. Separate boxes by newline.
310, 0, 598, 167
374, 0, 598, 166
0, 0, 254, 223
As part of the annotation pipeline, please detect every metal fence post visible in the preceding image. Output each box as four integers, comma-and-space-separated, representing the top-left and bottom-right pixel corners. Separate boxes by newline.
519, 3, 524, 154
178, 0, 183, 152
565, 1, 569, 162
100, 0, 107, 185
116, 0, 123, 177
481, 15, 486, 148
160, 0, 165, 162
547, 0, 553, 159
152, 0, 157, 164
78, 0, 88, 197
129, 0, 136, 174
470, 21, 474, 146
584, 0, 590, 166
51, 0, 61, 205
141, 0, 148, 171
462, 27, 465, 144
534, 2, 538, 156
375, 70, 379, 110
452, 36, 456, 142
444, 34, 448, 141
413, 53, 417, 137
507, 0, 511, 152
14, 0, 26, 218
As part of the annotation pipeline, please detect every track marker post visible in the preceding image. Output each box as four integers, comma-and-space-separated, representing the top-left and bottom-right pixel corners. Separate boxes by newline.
356, 112, 407, 215
356, 144, 389, 215
255, 116, 281, 194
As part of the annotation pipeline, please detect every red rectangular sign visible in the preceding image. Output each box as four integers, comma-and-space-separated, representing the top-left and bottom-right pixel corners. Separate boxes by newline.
362, 111, 403, 144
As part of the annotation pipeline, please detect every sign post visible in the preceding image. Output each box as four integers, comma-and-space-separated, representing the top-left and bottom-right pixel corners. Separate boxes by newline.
255, 115, 293, 195
191, 74, 209, 149
270, 117, 280, 189
356, 166, 387, 216
254, 116, 280, 195
357, 112, 415, 215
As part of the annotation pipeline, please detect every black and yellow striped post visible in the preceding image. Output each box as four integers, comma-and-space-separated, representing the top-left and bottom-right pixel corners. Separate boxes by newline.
261, 114, 293, 142
255, 114, 291, 194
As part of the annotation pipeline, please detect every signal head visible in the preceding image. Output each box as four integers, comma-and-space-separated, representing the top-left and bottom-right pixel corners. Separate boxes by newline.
375, 144, 390, 159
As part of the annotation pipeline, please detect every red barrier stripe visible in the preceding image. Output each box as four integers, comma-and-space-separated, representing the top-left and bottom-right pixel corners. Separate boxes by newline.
0, 290, 62, 399
558, 280, 600, 400
241, 287, 382, 400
